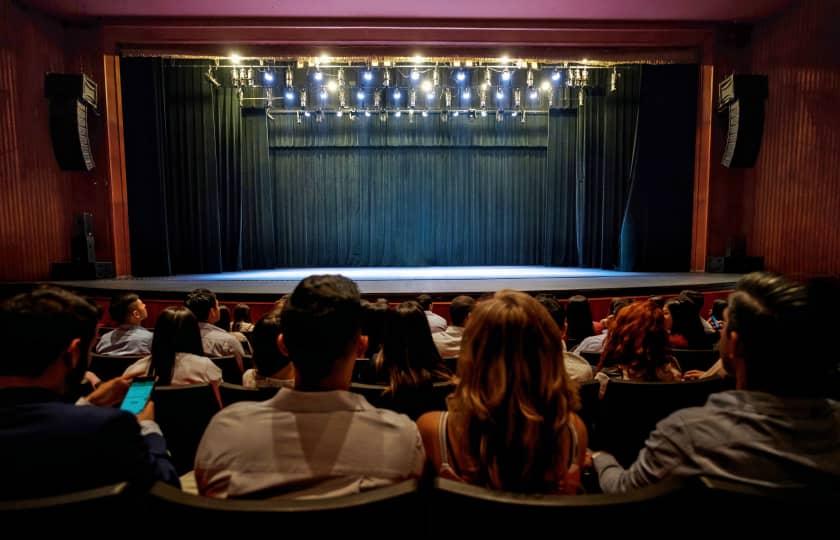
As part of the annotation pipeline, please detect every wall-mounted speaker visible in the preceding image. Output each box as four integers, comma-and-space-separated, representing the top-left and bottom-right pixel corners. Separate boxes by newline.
45, 73, 97, 171
718, 74, 768, 168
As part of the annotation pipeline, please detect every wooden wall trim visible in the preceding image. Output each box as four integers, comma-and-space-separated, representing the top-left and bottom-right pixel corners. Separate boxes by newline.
103, 53, 131, 276
690, 36, 714, 272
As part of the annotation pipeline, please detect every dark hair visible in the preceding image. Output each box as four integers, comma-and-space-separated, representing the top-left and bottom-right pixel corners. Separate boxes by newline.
565, 295, 595, 341
679, 290, 705, 315
149, 306, 204, 385
215, 305, 231, 331
185, 288, 217, 322
281, 275, 363, 384
535, 294, 566, 330
727, 272, 810, 396
233, 304, 251, 323
648, 296, 666, 308
416, 294, 433, 311
711, 298, 727, 320
361, 300, 389, 359
108, 293, 140, 325
666, 297, 708, 348
449, 295, 475, 327
0, 287, 98, 378
251, 309, 290, 377
377, 301, 450, 394
610, 297, 633, 316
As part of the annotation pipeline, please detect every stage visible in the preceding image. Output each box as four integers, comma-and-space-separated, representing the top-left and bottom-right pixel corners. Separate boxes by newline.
41, 266, 742, 301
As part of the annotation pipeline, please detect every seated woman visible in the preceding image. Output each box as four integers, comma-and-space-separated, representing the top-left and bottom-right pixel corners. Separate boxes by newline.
231, 303, 254, 333
124, 306, 222, 385
665, 297, 713, 349
241, 309, 294, 389
565, 295, 598, 348
373, 301, 452, 419
595, 300, 682, 387
417, 290, 588, 494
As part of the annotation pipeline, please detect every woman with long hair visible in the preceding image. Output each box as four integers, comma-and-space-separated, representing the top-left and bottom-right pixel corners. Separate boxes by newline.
565, 295, 596, 346
418, 290, 587, 494
124, 306, 222, 385
596, 300, 682, 382
242, 309, 294, 388
231, 303, 254, 333
665, 297, 710, 349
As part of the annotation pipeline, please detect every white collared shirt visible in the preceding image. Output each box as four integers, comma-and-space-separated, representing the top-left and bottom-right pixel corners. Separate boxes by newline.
195, 388, 425, 499
123, 352, 222, 385
425, 311, 448, 334
433, 325, 464, 358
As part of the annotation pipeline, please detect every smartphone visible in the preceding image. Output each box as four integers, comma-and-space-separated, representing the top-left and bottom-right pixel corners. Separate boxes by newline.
120, 377, 155, 415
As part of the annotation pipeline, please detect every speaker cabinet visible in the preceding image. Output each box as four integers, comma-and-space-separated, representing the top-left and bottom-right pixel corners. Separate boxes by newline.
706, 255, 765, 274
718, 74, 768, 168
72, 212, 96, 265
45, 73, 97, 172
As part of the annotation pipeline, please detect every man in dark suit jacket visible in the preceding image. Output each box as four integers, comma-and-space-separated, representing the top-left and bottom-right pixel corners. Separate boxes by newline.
0, 287, 179, 500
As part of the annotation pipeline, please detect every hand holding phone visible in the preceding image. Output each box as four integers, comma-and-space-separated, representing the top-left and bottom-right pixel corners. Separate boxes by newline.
120, 377, 155, 416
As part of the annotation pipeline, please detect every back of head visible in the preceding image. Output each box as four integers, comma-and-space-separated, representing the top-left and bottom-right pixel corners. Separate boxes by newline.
535, 294, 565, 332
610, 297, 633, 317
281, 275, 362, 385
666, 297, 707, 347
680, 290, 705, 315
727, 272, 810, 396
711, 298, 728, 320
0, 287, 98, 379
251, 309, 290, 377
215, 305, 231, 331
185, 288, 217, 322
151, 306, 204, 385
452, 290, 578, 492
108, 293, 140, 325
233, 303, 251, 323
379, 301, 446, 391
361, 300, 389, 359
566, 295, 594, 341
449, 295, 476, 327
416, 294, 433, 312
599, 299, 670, 378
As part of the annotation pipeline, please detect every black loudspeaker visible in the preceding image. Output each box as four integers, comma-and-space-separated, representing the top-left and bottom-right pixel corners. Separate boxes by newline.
718, 74, 768, 168
45, 73, 97, 171
706, 255, 765, 274
72, 212, 96, 264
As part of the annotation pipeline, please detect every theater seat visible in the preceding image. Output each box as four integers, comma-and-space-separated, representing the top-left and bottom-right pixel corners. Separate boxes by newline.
152, 383, 221, 475
0, 482, 131, 525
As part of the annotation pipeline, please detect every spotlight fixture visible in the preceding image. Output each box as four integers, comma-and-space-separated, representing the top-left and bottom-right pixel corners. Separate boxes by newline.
285, 88, 295, 101
409, 89, 416, 108
314, 70, 323, 82
540, 80, 551, 92
420, 80, 433, 93
304, 110, 311, 117
336, 110, 344, 118
393, 88, 402, 100
552, 69, 561, 82
337, 68, 345, 87
461, 89, 471, 100
319, 87, 328, 100
456, 70, 466, 82
357, 90, 365, 101
529, 88, 539, 100
383, 69, 391, 87
495, 88, 504, 100
610, 67, 618, 93
229, 53, 242, 64
410, 69, 420, 81
421, 110, 429, 118
452, 111, 459, 117
300, 89, 307, 108
480, 109, 487, 117
285, 69, 293, 88
364, 109, 372, 117
501, 68, 511, 82
263, 71, 275, 84
395, 110, 402, 118
511, 111, 518, 117
326, 80, 338, 93
363, 69, 373, 82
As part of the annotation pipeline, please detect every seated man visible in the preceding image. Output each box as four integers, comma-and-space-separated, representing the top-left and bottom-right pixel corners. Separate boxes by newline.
573, 297, 632, 355
95, 292, 153, 356
536, 294, 593, 383
433, 295, 474, 359
0, 287, 179, 499
593, 272, 840, 493
185, 288, 244, 369
418, 294, 447, 334
195, 275, 424, 499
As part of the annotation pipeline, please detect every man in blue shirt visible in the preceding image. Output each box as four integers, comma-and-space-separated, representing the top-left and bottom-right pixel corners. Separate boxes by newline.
95, 292, 153, 356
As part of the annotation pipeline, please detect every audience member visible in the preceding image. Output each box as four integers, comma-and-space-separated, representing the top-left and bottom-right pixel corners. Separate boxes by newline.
0, 287, 179, 499
566, 295, 596, 345
665, 297, 713, 349
433, 295, 475, 359
185, 288, 245, 369
195, 275, 424, 499
231, 303, 254, 333
594, 272, 840, 492
95, 293, 153, 356
124, 306, 222, 385
535, 294, 592, 383
418, 290, 587, 494
680, 289, 717, 335
242, 309, 294, 389
417, 293, 447, 333
708, 298, 727, 331
573, 298, 632, 355
361, 300, 389, 360
214, 305, 232, 331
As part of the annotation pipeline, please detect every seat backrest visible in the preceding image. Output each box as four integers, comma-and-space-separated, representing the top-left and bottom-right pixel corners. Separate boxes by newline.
218, 382, 279, 407
671, 348, 718, 372
577, 379, 602, 445
579, 350, 601, 366
430, 476, 688, 536
0, 483, 132, 525
209, 355, 243, 385
152, 384, 221, 474
146, 479, 422, 534
599, 377, 731, 466
88, 353, 145, 381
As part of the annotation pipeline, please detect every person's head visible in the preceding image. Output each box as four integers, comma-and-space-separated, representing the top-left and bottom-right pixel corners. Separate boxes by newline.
280, 275, 365, 389
150, 306, 204, 385
185, 288, 219, 323
378, 301, 447, 392
598, 299, 670, 380
251, 309, 291, 378
679, 290, 705, 316
449, 295, 476, 328
108, 293, 147, 326
535, 294, 566, 336
604, 297, 633, 332
722, 272, 811, 396
215, 305, 231, 331
274, 294, 291, 311
416, 294, 433, 312
665, 297, 706, 346
710, 298, 728, 321
565, 295, 595, 341
0, 287, 99, 400
361, 300, 389, 359
233, 304, 251, 323
450, 290, 578, 492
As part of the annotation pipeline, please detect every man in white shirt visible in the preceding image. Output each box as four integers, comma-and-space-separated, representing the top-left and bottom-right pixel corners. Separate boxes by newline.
418, 294, 447, 333
536, 294, 593, 383
95, 293, 153, 356
195, 275, 424, 499
185, 289, 244, 370
433, 295, 474, 359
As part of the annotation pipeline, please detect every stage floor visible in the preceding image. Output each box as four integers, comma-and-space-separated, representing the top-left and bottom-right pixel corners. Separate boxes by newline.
44, 266, 742, 300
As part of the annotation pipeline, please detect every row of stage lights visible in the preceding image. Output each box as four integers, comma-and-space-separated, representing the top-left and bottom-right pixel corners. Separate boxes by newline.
208, 54, 620, 121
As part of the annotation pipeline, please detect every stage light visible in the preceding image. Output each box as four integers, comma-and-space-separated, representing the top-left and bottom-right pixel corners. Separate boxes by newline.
500, 55, 510, 64
296, 111, 302, 124
300, 89, 307, 108
383, 69, 391, 87
357, 90, 365, 101
452, 111, 459, 117
395, 110, 402, 117
304, 110, 311, 117
610, 67, 618, 93
337, 68, 345, 87
319, 87, 328, 100
526, 69, 534, 88
420, 79, 433, 93
326, 80, 338, 93
229, 53, 242, 64
363, 70, 373, 82
579, 90, 584, 107
336, 110, 343, 118
410, 89, 416, 108
365, 109, 372, 117
412, 54, 424, 64
426, 92, 435, 101
496, 110, 503, 122
421, 110, 428, 117
495, 88, 504, 100
393, 88, 402, 100
540, 80, 551, 91
263, 71, 275, 84
319, 54, 330, 65
529, 88, 539, 100
552, 69, 561, 82
314, 70, 323, 82
501, 69, 511, 82
456, 70, 466, 82
511, 111, 518, 117
285, 88, 295, 101
461, 89, 471, 100
433, 68, 440, 88
410, 69, 420, 81
480, 109, 487, 117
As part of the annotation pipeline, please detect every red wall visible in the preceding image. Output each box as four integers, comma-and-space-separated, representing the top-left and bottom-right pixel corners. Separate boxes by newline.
0, 2, 111, 281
